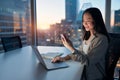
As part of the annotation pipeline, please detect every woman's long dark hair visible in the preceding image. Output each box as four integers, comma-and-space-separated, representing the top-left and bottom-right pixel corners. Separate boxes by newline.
82, 7, 110, 42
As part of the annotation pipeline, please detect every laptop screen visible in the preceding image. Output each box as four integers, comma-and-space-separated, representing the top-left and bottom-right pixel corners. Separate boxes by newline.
32, 46, 47, 67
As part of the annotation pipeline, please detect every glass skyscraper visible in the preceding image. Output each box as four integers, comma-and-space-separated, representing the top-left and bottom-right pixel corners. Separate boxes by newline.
0, 0, 31, 51
114, 9, 120, 26
65, 0, 78, 22
113, 9, 120, 33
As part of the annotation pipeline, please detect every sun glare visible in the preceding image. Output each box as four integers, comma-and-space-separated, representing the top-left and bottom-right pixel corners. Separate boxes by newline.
37, 23, 50, 30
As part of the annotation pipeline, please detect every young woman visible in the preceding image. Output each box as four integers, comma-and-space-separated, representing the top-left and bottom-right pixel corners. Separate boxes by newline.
52, 7, 109, 80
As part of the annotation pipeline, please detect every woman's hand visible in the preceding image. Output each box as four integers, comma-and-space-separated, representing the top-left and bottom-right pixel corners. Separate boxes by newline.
61, 34, 75, 52
51, 57, 65, 63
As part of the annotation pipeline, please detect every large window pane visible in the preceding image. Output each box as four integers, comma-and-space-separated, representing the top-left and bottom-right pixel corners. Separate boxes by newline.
111, 0, 120, 79
36, 0, 105, 47
111, 0, 120, 33
0, 0, 32, 52
37, 0, 65, 46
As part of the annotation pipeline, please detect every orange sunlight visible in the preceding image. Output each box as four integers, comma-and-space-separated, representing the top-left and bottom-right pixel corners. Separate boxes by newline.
37, 23, 50, 30
111, 15, 114, 27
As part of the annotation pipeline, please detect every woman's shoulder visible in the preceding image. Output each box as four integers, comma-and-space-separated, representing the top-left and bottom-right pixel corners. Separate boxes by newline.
92, 33, 108, 46
90, 33, 108, 49
95, 33, 108, 41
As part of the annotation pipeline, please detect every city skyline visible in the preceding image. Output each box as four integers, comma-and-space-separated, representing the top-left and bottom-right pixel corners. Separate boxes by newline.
37, 0, 120, 30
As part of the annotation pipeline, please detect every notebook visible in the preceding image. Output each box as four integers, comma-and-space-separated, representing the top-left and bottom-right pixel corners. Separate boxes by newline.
32, 46, 69, 70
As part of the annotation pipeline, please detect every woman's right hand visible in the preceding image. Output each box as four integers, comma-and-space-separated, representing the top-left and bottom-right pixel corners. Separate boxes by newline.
61, 34, 75, 52
51, 57, 65, 63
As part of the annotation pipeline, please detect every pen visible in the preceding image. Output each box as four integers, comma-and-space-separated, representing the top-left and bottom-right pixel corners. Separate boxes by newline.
51, 53, 63, 63
54, 53, 63, 58
42, 53, 63, 60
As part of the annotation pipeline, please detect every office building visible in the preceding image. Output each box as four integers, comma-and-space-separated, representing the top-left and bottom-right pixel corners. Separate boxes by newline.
114, 9, 120, 26
0, 0, 31, 51
65, 0, 78, 22
113, 9, 120, 33
76, 3, 92, 23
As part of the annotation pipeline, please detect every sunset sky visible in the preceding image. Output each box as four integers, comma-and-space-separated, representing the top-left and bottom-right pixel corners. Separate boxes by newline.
36, 0, 120, 30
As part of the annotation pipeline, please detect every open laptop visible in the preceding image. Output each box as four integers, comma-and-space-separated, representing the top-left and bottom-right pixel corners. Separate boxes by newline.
32, 46, 69, 70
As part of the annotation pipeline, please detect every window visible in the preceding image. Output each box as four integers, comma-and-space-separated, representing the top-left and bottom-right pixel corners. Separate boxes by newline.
36, 0, 105, 47
110, 0, 120, 79
36, 0, 66, 46
0, 0, 32, 52
111, 0, 120, 33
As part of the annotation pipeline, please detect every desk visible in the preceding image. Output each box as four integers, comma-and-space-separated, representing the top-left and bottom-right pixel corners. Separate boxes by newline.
0, 46, 84, 80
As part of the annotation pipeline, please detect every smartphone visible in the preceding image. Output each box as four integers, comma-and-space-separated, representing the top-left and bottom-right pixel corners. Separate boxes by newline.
60, 34, 69, 41
60, 34, 65, 38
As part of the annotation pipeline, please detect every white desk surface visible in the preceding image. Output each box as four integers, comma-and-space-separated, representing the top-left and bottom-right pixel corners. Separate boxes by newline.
0, 46, 84, 80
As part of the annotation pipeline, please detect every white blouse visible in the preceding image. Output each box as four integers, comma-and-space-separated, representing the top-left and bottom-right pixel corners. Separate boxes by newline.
83, 41, 90, 54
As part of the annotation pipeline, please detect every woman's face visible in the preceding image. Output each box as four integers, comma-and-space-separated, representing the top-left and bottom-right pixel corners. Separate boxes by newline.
83, 13, 95, 32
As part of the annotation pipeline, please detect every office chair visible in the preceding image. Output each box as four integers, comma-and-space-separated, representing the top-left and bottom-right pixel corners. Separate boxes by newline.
105, 33, 120, 80
1, 36, 22, 52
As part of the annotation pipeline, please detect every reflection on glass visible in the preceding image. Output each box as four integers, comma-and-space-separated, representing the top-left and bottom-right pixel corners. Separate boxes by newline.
0, 0, 32, 52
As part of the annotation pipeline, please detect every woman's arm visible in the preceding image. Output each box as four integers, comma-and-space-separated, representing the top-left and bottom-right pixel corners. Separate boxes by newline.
69, 35, 108, 65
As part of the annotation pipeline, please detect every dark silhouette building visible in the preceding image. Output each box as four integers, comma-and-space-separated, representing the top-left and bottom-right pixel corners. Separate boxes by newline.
113, 9, 120, 33
114, 9, 120, 26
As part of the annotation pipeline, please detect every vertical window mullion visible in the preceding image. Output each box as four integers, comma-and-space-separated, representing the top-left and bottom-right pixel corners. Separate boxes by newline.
105, 0, 111, 32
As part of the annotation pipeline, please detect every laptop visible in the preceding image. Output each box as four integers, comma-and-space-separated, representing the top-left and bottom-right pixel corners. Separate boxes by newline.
32, 46, 69, 70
